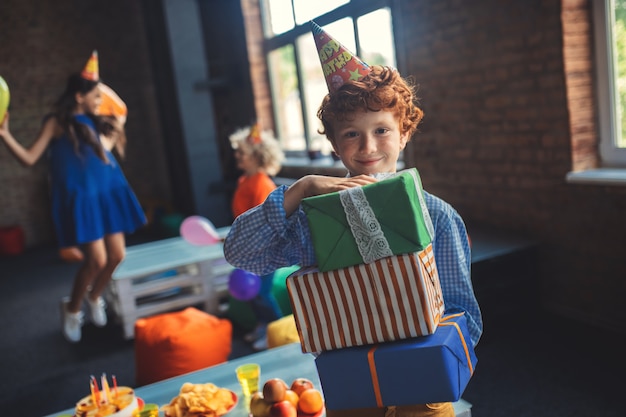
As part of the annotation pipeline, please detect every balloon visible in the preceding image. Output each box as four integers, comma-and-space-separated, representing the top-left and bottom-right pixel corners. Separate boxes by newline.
0, 76, 10, 123
179, 215, 220, 245
59, 247, 84, 263
97, 83, 128, 117
228, 269, 261, 301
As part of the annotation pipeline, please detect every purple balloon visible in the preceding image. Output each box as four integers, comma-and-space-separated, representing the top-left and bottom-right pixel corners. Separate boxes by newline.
228, 269, 261, 301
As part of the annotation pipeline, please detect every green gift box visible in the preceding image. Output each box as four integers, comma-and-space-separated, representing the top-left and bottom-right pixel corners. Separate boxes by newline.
302, 168, 434, 272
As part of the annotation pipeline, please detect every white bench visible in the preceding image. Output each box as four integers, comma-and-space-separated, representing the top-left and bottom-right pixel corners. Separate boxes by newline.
105, 227, 233, 339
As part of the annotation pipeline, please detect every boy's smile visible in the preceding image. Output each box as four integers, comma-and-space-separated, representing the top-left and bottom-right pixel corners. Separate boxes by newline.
331, 110, 408, 176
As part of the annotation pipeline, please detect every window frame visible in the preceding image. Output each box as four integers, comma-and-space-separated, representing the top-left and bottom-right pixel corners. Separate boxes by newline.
593, 0, 626, 166
259, 0, 395, 156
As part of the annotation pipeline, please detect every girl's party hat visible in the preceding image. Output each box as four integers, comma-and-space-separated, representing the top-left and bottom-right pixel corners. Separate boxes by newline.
81, 50, 99, 81
246, 123, 262, 145
310, 20, 371, 94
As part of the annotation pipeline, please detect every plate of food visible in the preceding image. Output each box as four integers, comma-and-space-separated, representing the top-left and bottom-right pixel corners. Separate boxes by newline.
162, 382, 237, 417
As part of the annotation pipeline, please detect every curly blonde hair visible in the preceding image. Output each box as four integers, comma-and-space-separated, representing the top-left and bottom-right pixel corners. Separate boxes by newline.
229, 126, 285, 176
317, 66, 424, 141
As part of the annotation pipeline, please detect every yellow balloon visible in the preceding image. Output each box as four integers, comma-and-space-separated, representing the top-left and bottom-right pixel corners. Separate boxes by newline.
0, 76, 10, 123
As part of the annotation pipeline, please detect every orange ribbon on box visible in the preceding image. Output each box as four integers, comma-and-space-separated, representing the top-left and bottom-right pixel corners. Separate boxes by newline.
366, 313, 474, 407
438, 313, 474, 375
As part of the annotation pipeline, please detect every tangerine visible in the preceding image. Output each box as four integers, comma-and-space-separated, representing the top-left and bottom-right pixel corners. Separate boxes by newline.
284, 389, 299, 408
297, 388, 323, 415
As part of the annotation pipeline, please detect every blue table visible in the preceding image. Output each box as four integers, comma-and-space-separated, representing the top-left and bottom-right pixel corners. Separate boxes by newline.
44, 343, 472, 417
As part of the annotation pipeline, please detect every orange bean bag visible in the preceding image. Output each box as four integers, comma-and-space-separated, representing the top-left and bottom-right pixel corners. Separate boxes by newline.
134, 307, 232, 386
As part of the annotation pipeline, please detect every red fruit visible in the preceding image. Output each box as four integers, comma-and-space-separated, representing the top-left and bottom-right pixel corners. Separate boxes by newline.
290, 378, 314, 396
269, 400, 297, 417
263, 378, 287, 403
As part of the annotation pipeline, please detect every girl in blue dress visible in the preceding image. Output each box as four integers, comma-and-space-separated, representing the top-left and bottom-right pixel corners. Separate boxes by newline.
0, 57, 146, 343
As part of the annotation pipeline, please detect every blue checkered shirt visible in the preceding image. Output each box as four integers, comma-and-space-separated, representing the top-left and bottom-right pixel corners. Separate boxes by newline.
224, 185, 483, 346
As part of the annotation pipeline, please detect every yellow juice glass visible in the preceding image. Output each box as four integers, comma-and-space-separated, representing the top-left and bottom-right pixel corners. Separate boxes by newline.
236, 363, 260, 397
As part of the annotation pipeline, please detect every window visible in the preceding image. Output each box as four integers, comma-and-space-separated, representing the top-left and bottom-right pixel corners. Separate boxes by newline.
594, 0, 626, 165
260, 0, 396, 156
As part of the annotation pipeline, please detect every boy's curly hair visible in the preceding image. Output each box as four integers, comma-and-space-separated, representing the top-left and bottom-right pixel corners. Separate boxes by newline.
317, 66, 424, 141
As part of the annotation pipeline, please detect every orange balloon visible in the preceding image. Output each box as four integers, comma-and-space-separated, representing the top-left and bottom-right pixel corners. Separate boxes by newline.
97, 84, 127, 117
59, 247, 84, 263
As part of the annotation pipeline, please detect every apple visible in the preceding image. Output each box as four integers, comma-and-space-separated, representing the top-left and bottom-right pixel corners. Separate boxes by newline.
263, 378, 287, 403
290, 377, 314, 396
269, 400, 297, 417
249, 392, 272, 417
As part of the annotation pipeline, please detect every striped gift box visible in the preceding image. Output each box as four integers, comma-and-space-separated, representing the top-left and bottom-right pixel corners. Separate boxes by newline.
287, 244, 444, 353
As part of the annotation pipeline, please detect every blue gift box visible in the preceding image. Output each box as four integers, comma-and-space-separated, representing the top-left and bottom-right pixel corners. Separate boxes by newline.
315, 313, 477, 410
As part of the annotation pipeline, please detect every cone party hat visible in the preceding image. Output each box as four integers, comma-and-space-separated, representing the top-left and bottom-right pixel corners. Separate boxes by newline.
247, 123, 262, 145
81, 50, 99, 81
310, 21, 371, 94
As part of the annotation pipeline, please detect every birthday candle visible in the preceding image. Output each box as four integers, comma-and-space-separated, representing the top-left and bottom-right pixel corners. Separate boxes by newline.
101, 373, 111, 405
89, 379, 97, 407
112, 375, 118, 398
91, 375, 101, 406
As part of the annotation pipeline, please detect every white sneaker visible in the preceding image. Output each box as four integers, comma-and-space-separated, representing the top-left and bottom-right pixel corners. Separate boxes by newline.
86, 296, 107, 327
61, 297, 84, 343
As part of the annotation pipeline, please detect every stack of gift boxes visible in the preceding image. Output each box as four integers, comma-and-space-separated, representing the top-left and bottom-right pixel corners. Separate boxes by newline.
285, 168, 477, 415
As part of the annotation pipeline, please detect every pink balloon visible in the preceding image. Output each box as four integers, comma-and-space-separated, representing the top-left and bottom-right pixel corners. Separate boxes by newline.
180, 216, 220, 245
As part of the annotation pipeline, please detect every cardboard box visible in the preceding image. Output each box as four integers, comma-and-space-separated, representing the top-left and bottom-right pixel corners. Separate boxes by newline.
302, 168, 434, 272
315, 313, 477, 410
287, 245, 444, 353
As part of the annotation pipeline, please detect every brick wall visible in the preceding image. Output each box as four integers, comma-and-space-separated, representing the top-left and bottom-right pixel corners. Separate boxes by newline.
240, 0, 275, 133
396, 0, 626, 329
0, 0, 171, 246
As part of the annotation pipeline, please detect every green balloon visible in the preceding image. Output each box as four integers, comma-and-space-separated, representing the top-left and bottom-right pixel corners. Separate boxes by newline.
0, 75, 9, 123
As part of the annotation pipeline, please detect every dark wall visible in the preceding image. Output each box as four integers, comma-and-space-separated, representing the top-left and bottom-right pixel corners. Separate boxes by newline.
0, 0, 256, 243
0, 0, 171, 245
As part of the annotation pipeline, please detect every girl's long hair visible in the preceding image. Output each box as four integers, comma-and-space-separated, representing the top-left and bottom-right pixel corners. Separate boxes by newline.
52, 73, 116, 162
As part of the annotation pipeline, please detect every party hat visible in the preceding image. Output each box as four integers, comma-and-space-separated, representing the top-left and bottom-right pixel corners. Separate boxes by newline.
311, 20, 371, 94
97, 84, 128, 117
81, 50, 99, 81
247, 123, 262, 145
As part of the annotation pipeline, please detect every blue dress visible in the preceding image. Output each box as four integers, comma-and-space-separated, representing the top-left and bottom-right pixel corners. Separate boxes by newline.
48, 114, 146, 247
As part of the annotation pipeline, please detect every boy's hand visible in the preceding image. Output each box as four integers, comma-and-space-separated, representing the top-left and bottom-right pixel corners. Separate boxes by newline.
284, 174, 377, 216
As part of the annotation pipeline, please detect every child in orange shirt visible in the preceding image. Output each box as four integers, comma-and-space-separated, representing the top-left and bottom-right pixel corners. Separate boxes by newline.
229, 124, 285, 349
230, 124, 284, 218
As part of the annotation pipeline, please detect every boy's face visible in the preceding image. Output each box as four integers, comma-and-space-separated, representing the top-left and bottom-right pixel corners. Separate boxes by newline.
330, 110, 409, 176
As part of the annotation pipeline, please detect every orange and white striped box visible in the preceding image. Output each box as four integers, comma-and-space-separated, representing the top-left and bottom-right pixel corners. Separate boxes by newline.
287, 244, 444, 353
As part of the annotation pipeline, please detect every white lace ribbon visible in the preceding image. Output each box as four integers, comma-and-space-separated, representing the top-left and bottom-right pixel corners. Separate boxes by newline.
339, 169, 435, 264
339, 186, 393, 263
